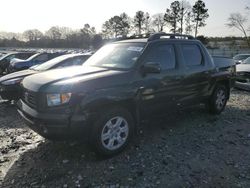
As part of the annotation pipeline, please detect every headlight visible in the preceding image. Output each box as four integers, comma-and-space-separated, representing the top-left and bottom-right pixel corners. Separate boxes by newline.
47, 93, 72, 107
2, 77, 23, 85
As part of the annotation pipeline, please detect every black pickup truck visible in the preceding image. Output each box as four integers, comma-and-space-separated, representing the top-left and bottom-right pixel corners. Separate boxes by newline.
17, 33, 236, 156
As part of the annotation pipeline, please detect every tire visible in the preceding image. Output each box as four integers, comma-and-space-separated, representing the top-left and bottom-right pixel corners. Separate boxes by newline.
90, 107, 134, 157
207, 84, 228, 114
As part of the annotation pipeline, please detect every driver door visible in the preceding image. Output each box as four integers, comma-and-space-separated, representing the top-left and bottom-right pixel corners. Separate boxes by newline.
138, 43, 182, 117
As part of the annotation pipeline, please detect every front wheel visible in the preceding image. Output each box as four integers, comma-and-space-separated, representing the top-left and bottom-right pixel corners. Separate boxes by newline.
207, 84, 228, 114
90, 107, 134, 157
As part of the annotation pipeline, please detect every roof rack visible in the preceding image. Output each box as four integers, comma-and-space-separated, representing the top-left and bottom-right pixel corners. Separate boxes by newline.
148, 32, 195, 42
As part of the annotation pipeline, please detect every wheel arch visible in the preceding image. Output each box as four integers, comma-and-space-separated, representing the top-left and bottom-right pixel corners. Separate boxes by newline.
81, 98, 140, 127
215, 79, 231, 99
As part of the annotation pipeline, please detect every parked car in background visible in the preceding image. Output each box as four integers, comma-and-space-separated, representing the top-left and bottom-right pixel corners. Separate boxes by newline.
242, 57, 250, 64
8, 52, 64, 73
233, 54, 250, 64
0, 53, 91, 101
235, 60, 250, 91
0, 52, 35, 74
17, 33, 236, 156
0, 51, 8, 58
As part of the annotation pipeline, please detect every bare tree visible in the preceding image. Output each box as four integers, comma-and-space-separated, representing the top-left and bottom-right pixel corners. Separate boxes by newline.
59, 27, 73, 39
23, 29, 43, 41
152, 13, 166, 32
164, 1, 181, 33
102, 20, 113, 39
144, 12, 151, 34
45, 26, 62, 40
179, 0, 191, 34
0, 32, 22, 40
134, 11, 146, 35
192, 0, 209, 37
102, 13, 130, 38
119, 13, 131, 37
226, 13, 250, 47
185, 12, 194, 34
81, 24, 96, 35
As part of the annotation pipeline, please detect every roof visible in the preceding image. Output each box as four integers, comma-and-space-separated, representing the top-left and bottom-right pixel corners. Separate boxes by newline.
115, 38, 148, 43
114, 32, 196, 44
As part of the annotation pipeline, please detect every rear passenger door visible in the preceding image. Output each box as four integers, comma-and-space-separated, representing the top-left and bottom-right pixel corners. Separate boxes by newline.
178, 43, 210, 105
139, 43, 183, 116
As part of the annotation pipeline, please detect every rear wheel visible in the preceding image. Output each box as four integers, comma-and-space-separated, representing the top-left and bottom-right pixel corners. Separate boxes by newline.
90, 107, 134, 156
207, 84, 228, 114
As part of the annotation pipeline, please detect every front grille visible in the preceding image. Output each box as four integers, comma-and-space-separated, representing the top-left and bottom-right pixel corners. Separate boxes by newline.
23, 89, 37, 108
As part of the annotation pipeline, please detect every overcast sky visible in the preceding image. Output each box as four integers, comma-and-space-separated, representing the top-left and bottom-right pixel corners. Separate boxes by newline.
0, 0, 249, 37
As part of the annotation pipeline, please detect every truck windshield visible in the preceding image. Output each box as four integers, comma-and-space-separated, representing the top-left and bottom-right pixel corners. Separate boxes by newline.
84, 43, 145, 69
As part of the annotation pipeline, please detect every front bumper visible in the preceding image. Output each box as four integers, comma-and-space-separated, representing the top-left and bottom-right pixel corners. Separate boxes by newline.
235, 81, 250, 91
235, 73, 250, 91
0, 83, 21, 100
17, 99, 93, 140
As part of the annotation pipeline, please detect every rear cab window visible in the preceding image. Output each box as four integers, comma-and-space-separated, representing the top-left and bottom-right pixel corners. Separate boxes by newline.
181, 44, 203, 67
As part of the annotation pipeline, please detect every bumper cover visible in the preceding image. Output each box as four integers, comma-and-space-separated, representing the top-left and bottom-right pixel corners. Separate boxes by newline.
235, 81, 250, 91
17, 99, 92, 140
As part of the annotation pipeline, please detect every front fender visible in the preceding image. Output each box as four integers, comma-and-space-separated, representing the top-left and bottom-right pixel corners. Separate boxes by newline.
76, 88, 140, 125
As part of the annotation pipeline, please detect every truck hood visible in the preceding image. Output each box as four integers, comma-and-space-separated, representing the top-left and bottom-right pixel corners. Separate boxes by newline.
236, 64, 250, 72
22, 66, 127, 92
0, 69, 38, 83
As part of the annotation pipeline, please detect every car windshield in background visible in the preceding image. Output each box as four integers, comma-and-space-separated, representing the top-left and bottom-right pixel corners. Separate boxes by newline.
0, 53, 14, 61
31, 54, 75, 71
84, 43, 145, 69
242, 57, 250, 64
233, 54, 250, 61
26, 53, 41, 61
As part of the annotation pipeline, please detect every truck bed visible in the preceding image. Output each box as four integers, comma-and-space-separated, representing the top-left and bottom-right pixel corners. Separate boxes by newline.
212, 56, 235, 69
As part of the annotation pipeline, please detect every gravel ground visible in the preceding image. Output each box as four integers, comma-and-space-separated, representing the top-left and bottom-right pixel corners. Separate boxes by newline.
0, 90, 250, 188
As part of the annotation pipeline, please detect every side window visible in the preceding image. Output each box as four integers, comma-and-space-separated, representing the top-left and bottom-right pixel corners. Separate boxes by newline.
16, 54, 26, 59
50, 53, 60, 59
71, 57, 84, 65
17, 53, 31, 59
181, 44, 202, 66
144, 44, 176, 70
35, 54, 49, 61
80, 56, 90, 64
58, 58, 76, 67
6, 55, 15, 61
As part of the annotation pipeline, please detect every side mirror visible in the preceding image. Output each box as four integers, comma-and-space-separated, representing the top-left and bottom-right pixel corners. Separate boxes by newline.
142, 62, 161, 74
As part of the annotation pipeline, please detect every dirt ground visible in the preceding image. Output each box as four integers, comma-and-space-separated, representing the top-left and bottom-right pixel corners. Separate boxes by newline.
0, 89, 250, 188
